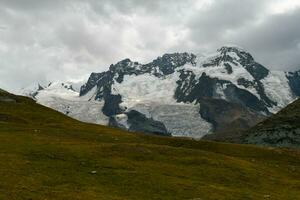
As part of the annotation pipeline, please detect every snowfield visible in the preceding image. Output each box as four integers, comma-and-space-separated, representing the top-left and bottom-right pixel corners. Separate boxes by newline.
129, 101, 212, 139
21, 81, 109, 125
261, 71, 295, 112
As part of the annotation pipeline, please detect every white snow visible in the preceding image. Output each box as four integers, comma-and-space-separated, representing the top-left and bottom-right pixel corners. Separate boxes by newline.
22, 81, 109, 125
114, 114, 130, 129
129, 102, 212, 139
214, 83, 227, 99
111, 73, 212, 138
261, 71, 296, 113
111, 73, 179, 108
36, 82, 79, 100
227, 51, 240, 60
37, 96, 108, 125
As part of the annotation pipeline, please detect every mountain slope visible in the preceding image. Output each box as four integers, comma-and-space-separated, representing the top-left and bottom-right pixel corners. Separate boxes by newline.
2, 89, 300, 199
243, 98, 300, 147
20, 46, 300, 139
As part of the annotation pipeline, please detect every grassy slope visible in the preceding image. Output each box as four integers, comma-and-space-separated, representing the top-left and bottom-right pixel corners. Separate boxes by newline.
243, 98, 300, 147
1, 91, 300, 200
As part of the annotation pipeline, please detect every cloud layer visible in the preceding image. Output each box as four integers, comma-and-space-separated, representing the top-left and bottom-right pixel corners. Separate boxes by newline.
0, 0, 300, 91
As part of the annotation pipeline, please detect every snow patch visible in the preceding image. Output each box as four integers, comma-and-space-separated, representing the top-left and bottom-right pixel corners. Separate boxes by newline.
261, 71, 295, 113
111, 73, 179, 108
25, 81, 109, 125
37, 96, 108, 125
227, 51, 240, 60
114, 114, 130, 129
128, 101, 212, 139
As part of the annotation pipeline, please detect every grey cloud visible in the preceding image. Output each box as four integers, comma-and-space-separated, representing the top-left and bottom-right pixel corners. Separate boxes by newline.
186, 0, 269, 49
0, 0, 69, 12
0, 0, 299, 92
229, 9, 300, 70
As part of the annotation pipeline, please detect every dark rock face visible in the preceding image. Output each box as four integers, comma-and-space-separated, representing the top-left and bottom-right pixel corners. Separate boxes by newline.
108, 53, 196, 79
109, 59, 147, 82
127, 110, 170, 136
237, 78, 276, 108
102, 94, 123, 116
224, 63, 233, 74
148, 53, 196, 75
80, 72, 112, 99
37, 84, 44, 91
245, 63, 269, 81
199, 98, 265, 132
223, 84, 268, 113
175, 71, 269, 113
175, 72, 219, 103
80, 73, 100, 96
109, 110, 170, 136
287, 70, 300, 97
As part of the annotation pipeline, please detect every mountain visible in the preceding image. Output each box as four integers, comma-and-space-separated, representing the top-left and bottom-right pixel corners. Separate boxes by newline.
20, 46, 300, 139
2, 89, 300, 199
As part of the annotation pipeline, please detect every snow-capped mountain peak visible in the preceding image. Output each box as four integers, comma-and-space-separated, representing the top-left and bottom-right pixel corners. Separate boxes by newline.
201, 46, 269, 80
76, 47, 299, 138
20, 81, 77, 99
19, 47, 300, 139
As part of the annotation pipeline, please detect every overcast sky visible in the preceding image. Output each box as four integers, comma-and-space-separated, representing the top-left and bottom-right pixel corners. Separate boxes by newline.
1, 0, 300, 92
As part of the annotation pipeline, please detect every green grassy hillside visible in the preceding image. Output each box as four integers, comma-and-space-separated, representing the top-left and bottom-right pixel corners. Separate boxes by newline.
1, 90, 300, 200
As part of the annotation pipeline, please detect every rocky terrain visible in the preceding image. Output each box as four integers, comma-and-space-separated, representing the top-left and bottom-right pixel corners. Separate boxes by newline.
243, 98, 300, 147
